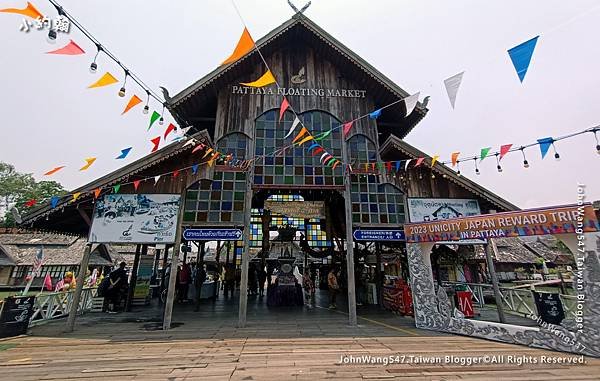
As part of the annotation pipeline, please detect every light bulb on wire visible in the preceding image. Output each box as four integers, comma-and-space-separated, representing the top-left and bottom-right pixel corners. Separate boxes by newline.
496, 154, 503, 173
90, 44, 101, 73
594, 130, 600, 155
474, 159, 480, 175
552, 142, 560, 161
521, 147, 529, 168
159, 104, 165, 125
456, 161, 461, 177
143, 91, 150, 114
47, 29, 57, 43
118, 71, 128, 98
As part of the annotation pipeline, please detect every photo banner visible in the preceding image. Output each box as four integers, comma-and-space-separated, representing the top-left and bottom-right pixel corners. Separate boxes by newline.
89, 194, 181, 244
405, 204, 599, 243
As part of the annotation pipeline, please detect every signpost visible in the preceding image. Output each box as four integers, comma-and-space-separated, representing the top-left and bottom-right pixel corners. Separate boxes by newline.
353, 229, 405, 242
183, 229, 243, 241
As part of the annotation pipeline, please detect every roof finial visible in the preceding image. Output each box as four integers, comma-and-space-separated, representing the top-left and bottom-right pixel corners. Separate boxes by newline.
287, 0, 311, 14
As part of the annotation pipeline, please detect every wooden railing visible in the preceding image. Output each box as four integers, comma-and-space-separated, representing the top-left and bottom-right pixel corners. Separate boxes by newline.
29, 288, 97, 327
442, 281, 579, 320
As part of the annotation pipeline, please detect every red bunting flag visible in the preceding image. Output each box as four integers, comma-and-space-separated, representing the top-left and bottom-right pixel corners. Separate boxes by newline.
499, 144, 512, 160
164, 123, 176, 139
150, 137, 161, 153
343, 121, 354, 137
371, 162, 376, 171
93, 188, 101, 199
45, 40, 85, 55
451, 152, 460, 167
25, 199, 37, 207
133, 180, 141, 191
311, 147, 324, 156
415, 157, 425, 167
385, 162, 392, 172
192, 144, 206, 154
279, 97, 289, 121
172, 169, 180, 179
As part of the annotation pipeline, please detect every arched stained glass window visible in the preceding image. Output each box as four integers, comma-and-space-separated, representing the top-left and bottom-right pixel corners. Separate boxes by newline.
350, 176, 405, 225
216, 132, 249, 161
348, 134, 377, 163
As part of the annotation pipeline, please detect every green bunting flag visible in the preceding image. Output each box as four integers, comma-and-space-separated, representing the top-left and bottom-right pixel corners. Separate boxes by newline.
314, 130, 332, 141
113, 184, 121, 194
148, 111, 161, 130
480, 147, 491, 161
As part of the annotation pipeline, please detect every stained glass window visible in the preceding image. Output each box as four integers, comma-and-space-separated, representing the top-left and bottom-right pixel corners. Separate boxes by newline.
350, 175, 405, 225
216, 132, 249, 161
348, 133, 378, 164
254, 110, 344, 187
248, 208, 330, 248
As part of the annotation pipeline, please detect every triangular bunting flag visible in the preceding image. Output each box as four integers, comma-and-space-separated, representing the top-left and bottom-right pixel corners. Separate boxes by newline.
0, 2, 43, 19
202, 148, 214, 159
508, 36, 539, 83
499, 144, 512, 160
314, 130, 331, 141
284, 117, 300, 139
50, 196, 60, 209
192, 144, 206, 154
116, 147, 132, 159
311, 147, 324, 156
154, 175, 161, 185
385, 162, 392, 172
79, 157, 96, 171
307, 142, 319, 151
148, 111, 161, 130
88, 72, 118, 88
25, 199, 37, 207
93, 188, 101, 199
279, 97, 289, 121
292, 127, 309, 144
172, 169, 180, 179
369, 109, 382, 119
480, 147, 491, 161
415, 157, 425, 167
121, 95, 142, 115
133, 180, 141, 191
222, 27, 255, 65
319, 153, 330, 163
296, 134, 314, 146
183, 138, 196, 149
191, 164, 199, 175
164, 123, 177, 139
44, 166, 65, 176
45, 40, 85, 55
403, 92, 420, 117
404, 159, 412, 171
72, 192, 81, 202
444, 72, 464, 109
431, 155, 439, 167
537, 137, 554, 159
451, 152, 460, 167
395, 161, 401, 172
343, 121, 354, 137
331, 161, 340, 170
113, 184, 121, 193
240, 70, 276, 88
150, 137, 161, 153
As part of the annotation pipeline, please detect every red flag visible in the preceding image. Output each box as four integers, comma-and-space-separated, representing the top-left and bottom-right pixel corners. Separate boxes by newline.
93, 188, 101, 199
343, 121, 354, 137
311, 147, 324, 156
43, 274, 53, 291
279, 97, 289, 121
150, 137, 161, 153
133, 180, 141, 191
173, 169, 180, 179
415, 157, 425, 167
25, 199, 37, 207
385, 162, 392, 172
192, 144, 206, 154
371, 162, 376, 171
44, 166, 65, 176
164, 123, 176, 139
499, 144, 512, 160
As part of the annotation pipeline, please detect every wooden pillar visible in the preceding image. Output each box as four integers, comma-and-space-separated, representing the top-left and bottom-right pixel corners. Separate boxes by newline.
215, 241, 221, 264
161, 246, 169, 291
153, 248, 161, 279
375, 242, 382, 307
485, 240, 506, 324
66, 243, 92, 333
341, 132, 357, 326
126, 244, 143, 312
163, 190, 186, 330
226, 241, 231, 265
238, 139, 255, 328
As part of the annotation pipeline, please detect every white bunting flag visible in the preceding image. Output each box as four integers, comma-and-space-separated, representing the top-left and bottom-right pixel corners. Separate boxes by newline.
404, 159, 412, 171
154, 175, 161, 185
403, 92, 420, 117
444, 71, 464, 109
284, 117, 301, 139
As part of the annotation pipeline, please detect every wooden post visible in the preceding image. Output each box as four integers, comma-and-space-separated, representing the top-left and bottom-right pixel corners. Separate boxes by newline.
375, 242, 383, 307
65, 243, 92, 333
341, 131, 357, 326
485, 240, 506, 324
161, 246, 169, 291
126, 244, 143, 312
238, 189, 253, 328
163, 190, 186, 330
215, 241, 221, 264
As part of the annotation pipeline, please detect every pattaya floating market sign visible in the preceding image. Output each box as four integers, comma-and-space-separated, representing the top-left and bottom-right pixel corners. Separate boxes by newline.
264, 200, 325, 219
231, 85, 367, 98
404, 204, 599, 243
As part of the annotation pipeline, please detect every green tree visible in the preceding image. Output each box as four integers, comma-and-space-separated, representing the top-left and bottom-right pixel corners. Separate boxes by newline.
0, 162, 67, 227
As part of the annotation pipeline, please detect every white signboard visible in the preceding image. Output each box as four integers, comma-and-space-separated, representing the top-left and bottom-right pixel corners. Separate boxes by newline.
407, 198, 484, 245
89, 194, 181, 244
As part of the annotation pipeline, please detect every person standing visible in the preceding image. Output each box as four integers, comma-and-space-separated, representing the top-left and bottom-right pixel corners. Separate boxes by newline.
106, 262, 128, 313
194, 264, 207, 312
302, 271, 315, 309
257, 266, 267, 297
224, 264, 236, 299
327, 268, 339, 309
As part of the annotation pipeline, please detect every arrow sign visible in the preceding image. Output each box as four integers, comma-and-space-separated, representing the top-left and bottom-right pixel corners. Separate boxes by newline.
353, 229, 405, 242
183, 229, 243, 241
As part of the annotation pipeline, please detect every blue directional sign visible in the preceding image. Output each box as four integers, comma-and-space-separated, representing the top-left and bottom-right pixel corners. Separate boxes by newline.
353, 229, 405, 242
183, 229, 243, 241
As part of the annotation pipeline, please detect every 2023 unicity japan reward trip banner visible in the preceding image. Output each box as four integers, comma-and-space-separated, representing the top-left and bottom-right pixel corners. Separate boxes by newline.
89, 194, 181, 244
404, 204, 599, 243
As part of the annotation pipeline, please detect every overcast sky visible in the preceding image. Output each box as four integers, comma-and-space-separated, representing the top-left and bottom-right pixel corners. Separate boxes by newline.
1, 0, 599, 209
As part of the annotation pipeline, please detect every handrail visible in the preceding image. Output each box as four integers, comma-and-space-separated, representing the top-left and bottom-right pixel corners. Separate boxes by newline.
29, 287, 97, 327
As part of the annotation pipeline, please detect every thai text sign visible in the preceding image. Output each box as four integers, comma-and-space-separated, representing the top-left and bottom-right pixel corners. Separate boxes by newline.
264, 200, 324, 219
405, 204, 599, 243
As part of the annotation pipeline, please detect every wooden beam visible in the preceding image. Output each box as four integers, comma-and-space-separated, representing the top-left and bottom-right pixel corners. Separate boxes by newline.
76, 205, 92, 227
65, 243, 92, 332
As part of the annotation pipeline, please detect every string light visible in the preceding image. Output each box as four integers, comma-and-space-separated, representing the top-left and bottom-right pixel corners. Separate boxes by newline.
456, 160, 461, 177
431, 172, 435, 179
143, 90, 150, 115
552, 141, 560, 161
521, 147, 529, 168
90, 44, 101, 73
495, 154, 503, 173
474, 159, 480, 175
118, 70, 128, 98
159, 104, 165, 125
594, 129, 600, 155
47, 28, 57, 43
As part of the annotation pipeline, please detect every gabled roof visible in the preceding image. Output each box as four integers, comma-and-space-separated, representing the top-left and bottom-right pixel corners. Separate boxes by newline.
379, 134, 519, 212
167, 14, 427, 140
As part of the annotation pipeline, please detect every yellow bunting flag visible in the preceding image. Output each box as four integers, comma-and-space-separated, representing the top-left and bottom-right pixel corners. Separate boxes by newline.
431, 155, 439, 167
292, 127, 309, 144
222, 27, 255, 65
202, 148, 214, 159
79, 157, 96, 171
72, 192, 81, 202
88, 72, 118, 89
122, 95, 142, 114
208, 159, 215, 167
240, 70, 276, 88
296, 134, 314, 146
0, 2, 42, 19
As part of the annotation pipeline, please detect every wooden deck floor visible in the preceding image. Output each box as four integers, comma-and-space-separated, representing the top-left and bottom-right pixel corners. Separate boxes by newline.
1, 293, 598, 380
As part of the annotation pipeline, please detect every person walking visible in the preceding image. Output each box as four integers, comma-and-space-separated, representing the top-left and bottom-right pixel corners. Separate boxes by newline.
194, 264, 207, 312
327, 268, 339, 309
